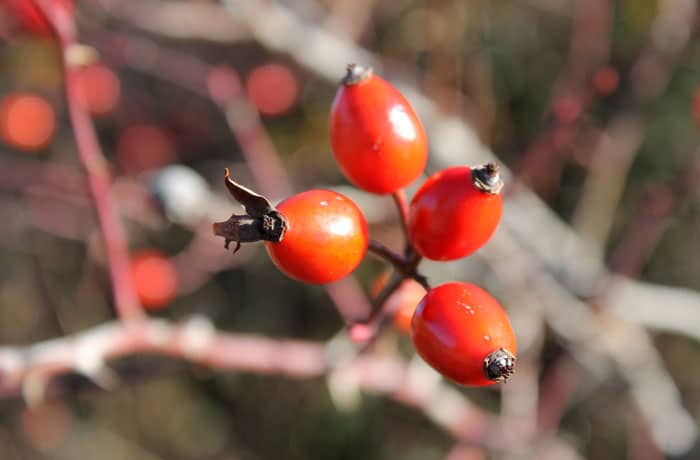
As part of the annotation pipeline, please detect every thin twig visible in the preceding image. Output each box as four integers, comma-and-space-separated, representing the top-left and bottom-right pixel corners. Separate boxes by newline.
33, 0, 143, 322
367, 239, 406, 269
363, 270, 404, 325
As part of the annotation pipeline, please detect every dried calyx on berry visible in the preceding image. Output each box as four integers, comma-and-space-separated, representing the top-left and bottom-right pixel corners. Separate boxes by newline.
471, 162, 504, 195
484, 347, 516, 382
341, 64, 373, 85
212, 169, 286, 253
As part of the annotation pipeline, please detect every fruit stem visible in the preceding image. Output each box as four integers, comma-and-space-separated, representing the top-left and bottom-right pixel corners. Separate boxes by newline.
341, 64, 373, 85
362, 242, 430, 334
368, 240, 406, 269
367, 240, 426, 283
412, 271, 430, 292
367, 271, 404, 323
352, 270, 405, 351
365, 183, 430, 336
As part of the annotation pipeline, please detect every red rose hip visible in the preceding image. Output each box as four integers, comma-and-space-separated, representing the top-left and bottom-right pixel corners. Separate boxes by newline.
265, 190, 369, 284
330, 64, 428, 194
411, 282, 516, 386
213, 170, 369, 284
408, 163, 503, 261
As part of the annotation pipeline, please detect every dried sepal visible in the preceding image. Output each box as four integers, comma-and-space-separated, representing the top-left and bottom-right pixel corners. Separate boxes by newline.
213, 169, 287, 253
223, 168, 275, 217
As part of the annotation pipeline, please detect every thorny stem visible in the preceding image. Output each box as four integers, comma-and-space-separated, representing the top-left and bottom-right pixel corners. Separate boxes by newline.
33, 0, 143, 321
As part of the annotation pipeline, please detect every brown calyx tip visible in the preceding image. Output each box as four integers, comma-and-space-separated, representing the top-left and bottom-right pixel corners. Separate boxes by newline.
213, 169, 287, 253
484, 347, 516, 382
471, 162, 504, 195
341, 64, 373, 86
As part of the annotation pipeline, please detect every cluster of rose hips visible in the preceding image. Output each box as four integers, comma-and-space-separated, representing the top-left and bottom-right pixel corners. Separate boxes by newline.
214, 64, 516, 387
4, 0, 516, 387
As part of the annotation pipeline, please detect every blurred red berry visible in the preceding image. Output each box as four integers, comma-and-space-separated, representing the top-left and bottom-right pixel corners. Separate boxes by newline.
245, 62, 299, 116
593, 67, 619, 95
130, 250, 177, 310
117, 124, 177, 174
0, 92, 56, 152
76, 63, 121, 115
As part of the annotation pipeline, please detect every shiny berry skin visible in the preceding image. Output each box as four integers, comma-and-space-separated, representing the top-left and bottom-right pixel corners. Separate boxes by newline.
411, 282, 516, 387
265, 190, 369, 284
408, 163, 503, 261
330, 65, 428, 194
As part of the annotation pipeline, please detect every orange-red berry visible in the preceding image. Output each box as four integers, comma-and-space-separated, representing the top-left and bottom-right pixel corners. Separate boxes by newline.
330, 65, 428, 194
411, 282, 517, 386
265, 190, 369, 284
408, 164, 503, 261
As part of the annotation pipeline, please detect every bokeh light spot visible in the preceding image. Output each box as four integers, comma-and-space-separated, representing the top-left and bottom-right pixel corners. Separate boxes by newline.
245, 62, 299, 116
117, 123, 177, 175
0, 92, 56, 152
76, 63, 121, 115
130, 249, 177, 310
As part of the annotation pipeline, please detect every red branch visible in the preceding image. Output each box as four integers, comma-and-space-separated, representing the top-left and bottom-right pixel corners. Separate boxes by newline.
32, 0, 143, 321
